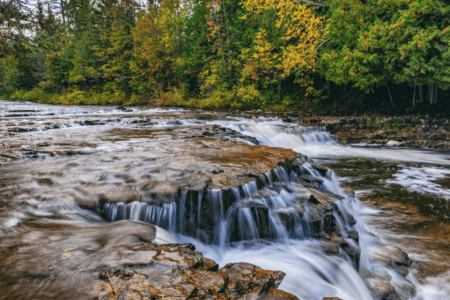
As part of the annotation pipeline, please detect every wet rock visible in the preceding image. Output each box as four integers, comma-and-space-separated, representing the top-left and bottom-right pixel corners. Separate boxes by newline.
348, 214, 357, 226
393, 278, 417, 300
386, 140, 402, 147
38, 141, 51, 147
36, 178, 54, 186
322, 298, 343, 300
417, 125, 430, 133
258, 288, 300, 299
341, 242, 360, 271
347, 230, 359, 242
364, 278, 401, 300
221, 262, 286, 298
371, 134, 386, 139
369, 245, 412, 277
320, 241, 341, 256
309, 194, 322, 204
312, 164, 329, 176
212, 169, 225, 174
426, 133, 446, 140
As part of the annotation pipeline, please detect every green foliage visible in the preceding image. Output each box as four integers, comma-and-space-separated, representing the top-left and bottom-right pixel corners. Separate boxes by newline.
0, 56, 19, 96
320, 0, 450, 91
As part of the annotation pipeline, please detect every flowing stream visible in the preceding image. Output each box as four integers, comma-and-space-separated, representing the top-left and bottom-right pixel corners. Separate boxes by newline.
1, 101, 449, 300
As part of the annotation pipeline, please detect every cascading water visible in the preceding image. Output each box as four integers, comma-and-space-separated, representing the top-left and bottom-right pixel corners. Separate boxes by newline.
100, 159, 377, 299
100, 162, 347, 245
216, 116, 450, 164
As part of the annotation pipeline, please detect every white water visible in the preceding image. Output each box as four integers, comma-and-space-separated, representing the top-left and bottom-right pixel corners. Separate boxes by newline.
215, 117, 450, 165
0, 100, 185, 117
176, 236, 374, 300
387, 167, 450, 200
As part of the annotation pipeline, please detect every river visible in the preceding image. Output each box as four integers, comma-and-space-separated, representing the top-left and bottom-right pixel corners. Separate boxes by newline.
0, 100, 449, 300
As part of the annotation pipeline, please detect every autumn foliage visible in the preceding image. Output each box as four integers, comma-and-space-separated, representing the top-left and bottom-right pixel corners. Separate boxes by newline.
1, 0, 449, 111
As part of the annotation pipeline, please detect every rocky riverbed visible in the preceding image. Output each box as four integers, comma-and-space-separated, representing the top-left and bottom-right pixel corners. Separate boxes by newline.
1, 101, 449, 300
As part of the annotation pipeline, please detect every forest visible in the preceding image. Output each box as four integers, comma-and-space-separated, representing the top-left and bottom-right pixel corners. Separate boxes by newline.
0, 0, 449, 113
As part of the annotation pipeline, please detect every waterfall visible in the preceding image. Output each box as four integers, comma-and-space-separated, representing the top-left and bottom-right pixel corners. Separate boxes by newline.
178, 190, 187, 233
100, 163, 358, 250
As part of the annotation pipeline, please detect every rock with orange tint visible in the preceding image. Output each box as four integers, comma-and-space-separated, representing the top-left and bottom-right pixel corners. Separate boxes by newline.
258, 288, 300, 299
220, 262, 287, 299
0, 220, 292, 300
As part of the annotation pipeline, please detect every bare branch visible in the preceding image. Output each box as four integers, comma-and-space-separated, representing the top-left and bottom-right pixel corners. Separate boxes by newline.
293, 0, 327, 7
313, 38, 331, 54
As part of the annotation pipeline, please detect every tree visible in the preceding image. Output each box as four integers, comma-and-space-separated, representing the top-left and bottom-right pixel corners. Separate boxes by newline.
243, 0, 325, 92
131, 0, 186, 95
320, 0, 450, 106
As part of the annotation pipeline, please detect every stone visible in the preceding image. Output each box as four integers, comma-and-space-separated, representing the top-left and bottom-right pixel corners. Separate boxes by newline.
320, 241, 341, 255
368, 245, 412, 277
312, 164, 329, 177
364, 278, 401, 300
258, 288, 300, 299
417, 125, 430, 133
341, 243, 360, 270
348, 214, 357, 226
385, 140, 402, 147
426, 133, 446, 140
221, 262, 286, 299
347, 230, 359, 242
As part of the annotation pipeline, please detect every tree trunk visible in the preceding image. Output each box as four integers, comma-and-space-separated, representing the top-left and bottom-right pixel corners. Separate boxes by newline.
413, 86, 416, 108
418, 85, 423, 104
386, 84, 394, 107
327, 81, 330, 97
428, 83, 433, 104
60, 0, 66, 27
435, 84, 439, 104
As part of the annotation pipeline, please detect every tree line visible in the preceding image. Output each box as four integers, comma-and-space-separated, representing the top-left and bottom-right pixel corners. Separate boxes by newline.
0, 0, 449, 112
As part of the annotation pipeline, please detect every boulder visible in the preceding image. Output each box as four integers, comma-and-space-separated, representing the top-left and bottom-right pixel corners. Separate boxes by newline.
368, 245, 412, 277
312, 164, 329, 177
385, 140, 402, 147
258, 288, 300, 299
364, 278, 401, 300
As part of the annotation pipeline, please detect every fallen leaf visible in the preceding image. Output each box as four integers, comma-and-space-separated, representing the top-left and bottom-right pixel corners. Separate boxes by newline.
62, 252, 71, 257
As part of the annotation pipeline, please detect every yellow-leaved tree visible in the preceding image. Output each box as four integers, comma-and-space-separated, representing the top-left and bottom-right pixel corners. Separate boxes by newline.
242, 0, 326, 102
131, 0, 186, 99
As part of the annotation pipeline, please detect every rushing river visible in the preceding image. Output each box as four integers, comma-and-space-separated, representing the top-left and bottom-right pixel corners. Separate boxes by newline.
1, 100, 449, 300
